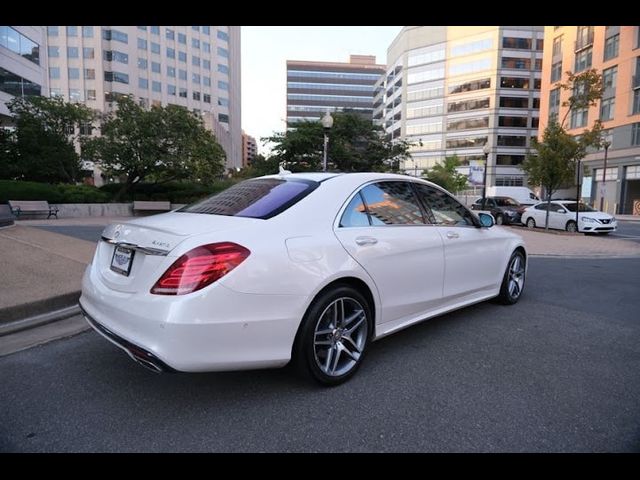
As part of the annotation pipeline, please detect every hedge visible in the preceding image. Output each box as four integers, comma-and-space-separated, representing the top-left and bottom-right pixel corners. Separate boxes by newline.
99, 180, 238, 204
0, 180, 109, 203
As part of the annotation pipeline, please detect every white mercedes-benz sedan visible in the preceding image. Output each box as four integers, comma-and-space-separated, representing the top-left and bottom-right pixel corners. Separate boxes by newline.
80, 172, 527, 385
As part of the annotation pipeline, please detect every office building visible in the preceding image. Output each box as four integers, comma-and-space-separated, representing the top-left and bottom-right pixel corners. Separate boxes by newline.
242, 130, 258, 167
0, 26, 47, 124
43, 25, 241, 182
286, 55, 385, 125
375, 26, 544, 187
539, 26, 640, 214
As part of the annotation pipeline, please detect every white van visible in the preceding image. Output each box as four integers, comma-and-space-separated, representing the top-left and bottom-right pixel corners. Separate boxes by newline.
486, 187, 540, 205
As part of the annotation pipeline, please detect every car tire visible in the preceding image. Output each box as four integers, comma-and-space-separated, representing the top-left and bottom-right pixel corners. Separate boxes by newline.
293, 285, 372, 386
526, 217, 536, 229
496, 250, 526, 305
566, 220, 577, 233
495, 214, 504, 225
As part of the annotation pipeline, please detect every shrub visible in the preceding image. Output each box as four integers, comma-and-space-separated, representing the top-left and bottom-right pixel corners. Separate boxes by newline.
0, 180, 110, 204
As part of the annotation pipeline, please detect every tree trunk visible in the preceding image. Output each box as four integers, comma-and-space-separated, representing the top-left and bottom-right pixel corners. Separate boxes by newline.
545, 195, 552, 231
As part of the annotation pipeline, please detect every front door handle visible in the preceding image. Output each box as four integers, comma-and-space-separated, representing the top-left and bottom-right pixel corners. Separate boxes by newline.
355, 236, 378, 246
446, 231, 460, 239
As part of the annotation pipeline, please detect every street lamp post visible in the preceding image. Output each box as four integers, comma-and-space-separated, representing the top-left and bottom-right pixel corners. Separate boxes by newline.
482, 142, 491, 210
321, 111, 334, 172
599, 140, 611, 212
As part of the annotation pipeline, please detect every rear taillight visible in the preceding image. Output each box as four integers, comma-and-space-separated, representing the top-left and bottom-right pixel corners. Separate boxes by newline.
150, 242, 250, 295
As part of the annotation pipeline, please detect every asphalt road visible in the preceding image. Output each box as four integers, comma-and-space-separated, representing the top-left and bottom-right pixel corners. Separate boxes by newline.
1, 256, 639, 453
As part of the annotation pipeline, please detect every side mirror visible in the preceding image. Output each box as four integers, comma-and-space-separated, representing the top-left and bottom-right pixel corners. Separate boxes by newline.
478, 212, 494, 228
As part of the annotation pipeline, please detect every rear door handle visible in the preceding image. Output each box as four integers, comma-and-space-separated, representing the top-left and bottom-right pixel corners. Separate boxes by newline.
446, 231, 459, 239
355, 236, 378, 246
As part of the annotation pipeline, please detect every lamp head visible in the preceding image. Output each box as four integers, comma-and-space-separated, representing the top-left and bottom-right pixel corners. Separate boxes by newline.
482, 142, 491, 156
321, 111, 334, 129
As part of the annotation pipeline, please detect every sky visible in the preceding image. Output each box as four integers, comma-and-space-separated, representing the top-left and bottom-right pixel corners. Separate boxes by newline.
241, 26, 403, 155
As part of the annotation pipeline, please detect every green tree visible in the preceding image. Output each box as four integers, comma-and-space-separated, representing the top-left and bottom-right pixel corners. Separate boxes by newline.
82, 97, 225, 199
423, 155, 469, 193
522, 68, 604, 230
263, 112, 414, 172
1, 96, 95, 183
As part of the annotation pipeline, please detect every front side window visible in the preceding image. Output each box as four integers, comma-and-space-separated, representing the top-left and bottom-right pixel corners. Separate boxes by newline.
179, 179, 319, 220
413, 184, 475, 227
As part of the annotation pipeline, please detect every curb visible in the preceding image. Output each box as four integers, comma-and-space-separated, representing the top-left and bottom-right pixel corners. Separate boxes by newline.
0, 303, 81, 337
0, 291, 81, 324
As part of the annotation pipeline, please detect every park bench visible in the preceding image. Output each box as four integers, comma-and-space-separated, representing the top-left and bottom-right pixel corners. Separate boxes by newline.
0, 204, 15, 227
8, 200, 59, 219
132, 200, 172, 215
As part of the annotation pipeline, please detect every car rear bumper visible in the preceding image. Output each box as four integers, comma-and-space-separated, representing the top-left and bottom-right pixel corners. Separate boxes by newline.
80, 263, 309, 372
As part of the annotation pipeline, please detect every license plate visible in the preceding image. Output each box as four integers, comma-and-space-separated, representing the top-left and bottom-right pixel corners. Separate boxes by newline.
110, 246, 135, 276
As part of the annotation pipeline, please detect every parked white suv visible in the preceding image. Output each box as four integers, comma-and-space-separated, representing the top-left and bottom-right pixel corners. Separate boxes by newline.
521, 201, 617, 234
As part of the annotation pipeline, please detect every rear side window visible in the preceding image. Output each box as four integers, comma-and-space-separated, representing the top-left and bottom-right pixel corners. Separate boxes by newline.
179, 178, 318, 219
350, 181, 426, 226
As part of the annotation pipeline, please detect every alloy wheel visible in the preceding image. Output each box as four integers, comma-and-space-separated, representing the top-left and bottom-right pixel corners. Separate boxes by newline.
508, 254, 525, 300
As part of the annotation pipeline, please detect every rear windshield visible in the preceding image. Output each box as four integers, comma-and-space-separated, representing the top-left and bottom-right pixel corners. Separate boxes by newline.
495, 197, 521, 207
178, 178, 319, 219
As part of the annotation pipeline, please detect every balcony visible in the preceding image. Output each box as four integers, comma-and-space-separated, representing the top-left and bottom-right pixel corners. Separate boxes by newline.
574, 32, 594, 52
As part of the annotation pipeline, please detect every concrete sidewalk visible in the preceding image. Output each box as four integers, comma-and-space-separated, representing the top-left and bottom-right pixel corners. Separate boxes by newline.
1, 215, 640, 357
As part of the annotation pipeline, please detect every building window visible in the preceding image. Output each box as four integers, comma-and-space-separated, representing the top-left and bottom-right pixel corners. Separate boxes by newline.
446, 116, 489, 131
219, 113, 229, 123
137, 26, 147, 31
167, 66, 176, 78
502, 37, 532, 50
496, 155, 525, 165
178, 33, 186, 44
150, 26, 160, 35
502, 57, 532, 70
151, 62, 161, 73
203, 93, 211, 103
48, 46, 59, 57
218, 80, 229, 91
166, 47, 175, 59
218, 98, 229, 107
202, 26, 210, 35
139, 78, 149, 89
499, 96, 529, 109
179, 69, 187, 80
138, 58, 148, 69
552, 36, 563, 57
178, 51, 187, 62
497, 136, 527, 147
179, 87, 187, 98
49, 67, 60, 79
86, 89, 96, 101
82, 26, 93, 38
203, 76, 211, 86
499, 116, 528, 128
570, 108, 588, 129
449, 78, 490, 94
84, 69, 95, 80
168, 84, 176, 96
47, 26, 59, 36
68, 68, 79, 79
83, 47, 94, 59
500, 77, 529, 89
69, 89, 82, 102
105, 71, 129, 84
67, 46, 79, 58
575, 48, 592, 72
447, 97, 489, 112
576, 26, 594, 50
137, 38, 147, 50
600, 97, 615, 121
193, 91, 201, 101
193, 73, 201, 84
192, 38, 200, 49
203, 59, 210, 70
151, 42, 160, 54
66, 26, 78, 37
217, 30, 229, 42
217, 47, 229, 58
203, 42, 210, 53
604, 34, 620, 61
192, 26, 200, 32
152, 81, 161, 93
104, 50, 128, 64
102, 29, 128, 43
166, 29, 174, 40
218, 64, 229, 74
550, 61, 562, 83
531, 117, 539, 128
633, 90, 640, 115
549, 88, 560, 122
192, 56, 200, 67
